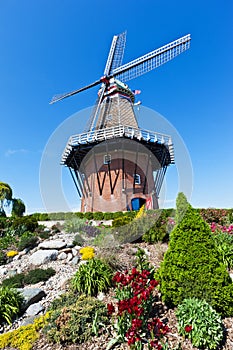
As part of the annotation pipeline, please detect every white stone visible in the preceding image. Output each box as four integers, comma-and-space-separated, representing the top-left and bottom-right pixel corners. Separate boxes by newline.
72, 248, 77, 256
67, 253, 73, 262
58, 252, 67, 260
13, 255, 21, 261
38, 240, 67, 250
19, 249, 28, 256
26, 303, 44, 316
72, 256, 80, 265
19, 288, 46, 310
29, 249, 58, 266
0, 267, 7, 275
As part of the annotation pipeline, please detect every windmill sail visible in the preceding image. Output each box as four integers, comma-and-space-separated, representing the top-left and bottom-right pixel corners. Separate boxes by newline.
104, 31, 127, 76
113, 34, 191, 82
50, 33, 190, 104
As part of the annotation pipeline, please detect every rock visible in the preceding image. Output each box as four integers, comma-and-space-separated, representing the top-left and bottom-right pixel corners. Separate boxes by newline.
74, 245, 82, 251
58, 252, 67, 260
8, 269, 18, 277
66, 243, 74, 248
72, 248, 78, 256
19, 288, 46, 310
72, 256, 80, 265
13, 255, 21, 261
0, 267, 7, 275
26, 302, 45, 316
67, 253, 73, 262
38, 240, 67, 250
29, 249, 58, 266
19, 249, 28, 256
60, 248, 72, 253
20, 315, 37, 326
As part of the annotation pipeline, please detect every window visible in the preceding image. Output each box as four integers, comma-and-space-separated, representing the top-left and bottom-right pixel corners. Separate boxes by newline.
134, 174, 141, 185
104, 154, 111, 164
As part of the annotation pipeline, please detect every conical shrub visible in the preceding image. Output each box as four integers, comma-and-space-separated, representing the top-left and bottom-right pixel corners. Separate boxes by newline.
158, 205, 233, 316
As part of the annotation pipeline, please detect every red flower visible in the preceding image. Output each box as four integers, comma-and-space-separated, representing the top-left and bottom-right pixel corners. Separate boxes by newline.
185, 325, 192, 333
150, 339, 159, 348
127, 337, 136, 345
129, 295, 139, 307
107, 303, 115, 315
150, 279, 159, 288
131, 318, 143, 329
131, 267, 139, 275
134, 305, 144, 316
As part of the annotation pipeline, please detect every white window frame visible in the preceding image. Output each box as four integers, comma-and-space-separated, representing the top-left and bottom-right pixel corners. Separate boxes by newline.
104, 154, 111, 164
134, 173, 141, 185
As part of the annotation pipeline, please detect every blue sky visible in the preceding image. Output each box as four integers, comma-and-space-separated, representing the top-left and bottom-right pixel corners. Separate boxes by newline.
0, 0, 232, 213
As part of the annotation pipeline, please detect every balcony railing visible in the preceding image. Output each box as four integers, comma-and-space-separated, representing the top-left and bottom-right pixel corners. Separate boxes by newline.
61, 124, 174, 164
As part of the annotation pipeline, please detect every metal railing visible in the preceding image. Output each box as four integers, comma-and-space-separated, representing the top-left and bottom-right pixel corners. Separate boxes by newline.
61, 124, 174, 163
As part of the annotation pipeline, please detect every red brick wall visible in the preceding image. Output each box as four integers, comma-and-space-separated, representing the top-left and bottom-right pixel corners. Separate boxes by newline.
80, 146, 159, 212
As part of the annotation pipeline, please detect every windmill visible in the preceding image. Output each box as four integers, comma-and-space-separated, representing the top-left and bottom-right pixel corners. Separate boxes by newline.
51, 32, 191, 212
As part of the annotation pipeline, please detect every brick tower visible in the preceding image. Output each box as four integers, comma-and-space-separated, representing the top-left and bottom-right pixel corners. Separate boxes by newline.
51, 32, 191, 212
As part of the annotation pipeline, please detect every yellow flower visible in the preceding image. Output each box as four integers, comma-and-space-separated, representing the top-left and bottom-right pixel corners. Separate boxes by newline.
6, 250, 18, 258
135, 204, 145, 219
0, 313, 49, 350
79, 246, 95, 260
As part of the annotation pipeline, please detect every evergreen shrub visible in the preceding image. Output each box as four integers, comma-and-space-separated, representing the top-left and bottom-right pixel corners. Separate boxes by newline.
1, 268, 56, 288
75, 212, 84, 219
103, 212, 114, 220
175, 192, 190, 225
23, 268, 56, 285
12, 216, 38, 235
112, 216, 132, 228
83, 212, 94, 220
158, 206, 233, 316
17, 232, 38, 251
44, 294, 109, 344
92, 211, 104, 220
142, 210, 169, 243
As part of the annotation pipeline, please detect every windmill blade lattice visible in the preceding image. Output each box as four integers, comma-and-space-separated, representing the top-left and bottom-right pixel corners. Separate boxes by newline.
50, 33, 191, 105
104, 31, 127, 76
50, 79, 101, 104
113, 34, 191, 82
83, 85, 106, 131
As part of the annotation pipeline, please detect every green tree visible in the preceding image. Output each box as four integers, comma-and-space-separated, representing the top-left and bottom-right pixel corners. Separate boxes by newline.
175, 192, 190, 224
11, 198, 26, 217
158, 205, 233, 316
0, 182, 12, 215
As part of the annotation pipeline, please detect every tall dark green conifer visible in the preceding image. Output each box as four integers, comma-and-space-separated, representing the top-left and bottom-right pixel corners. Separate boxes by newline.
158, 205, 233, 316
